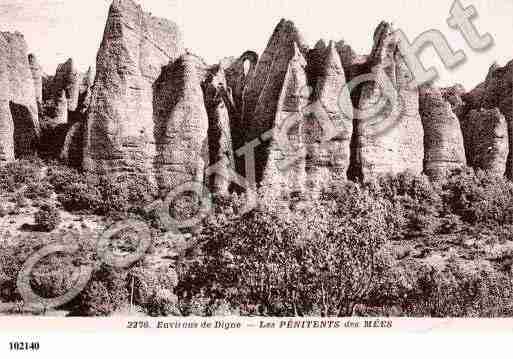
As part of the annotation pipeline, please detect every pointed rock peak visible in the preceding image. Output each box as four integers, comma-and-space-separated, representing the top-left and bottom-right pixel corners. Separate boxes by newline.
85, 66, 95, 83
111, 0, 138, 11
56, 58, 78, 74
239, 50, 259, 63
369, 21, 400, 64
314, 39, 327, 50
291, 41, 307, 66
373, 21, 393, 43
322, 41, 344, 74
335, 40, 359, 64
64, 58, 75, 69
270, 18, 309, 54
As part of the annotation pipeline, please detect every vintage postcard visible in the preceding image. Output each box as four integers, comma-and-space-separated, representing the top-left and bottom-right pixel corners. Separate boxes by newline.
0, 0, 511, 356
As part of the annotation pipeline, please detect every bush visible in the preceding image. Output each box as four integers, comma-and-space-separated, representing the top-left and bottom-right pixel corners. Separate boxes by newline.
441, 168, 513, 225
57, 182, 103, 214
24, 180, 54, 200
46, 165, 84, 194
34, 204, 61, 232
0, 159, 43, 192
177, 188, 390, 316
14, 191, 30, 208
364, 172, 443, 238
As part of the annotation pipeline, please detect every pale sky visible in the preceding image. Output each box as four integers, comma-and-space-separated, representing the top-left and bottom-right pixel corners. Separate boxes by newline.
0, 0, 511, 90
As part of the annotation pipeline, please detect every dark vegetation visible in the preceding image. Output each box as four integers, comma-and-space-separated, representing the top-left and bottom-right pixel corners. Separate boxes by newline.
1, 158, 513, 316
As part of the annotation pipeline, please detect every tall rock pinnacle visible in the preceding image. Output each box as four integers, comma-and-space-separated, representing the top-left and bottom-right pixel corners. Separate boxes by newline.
354, 22, 424, 180
84, 0, 184, 175
304, 41, 353, 192
0, 32, 40, 162
153, 54, 209, 193
419, 84, 466, 179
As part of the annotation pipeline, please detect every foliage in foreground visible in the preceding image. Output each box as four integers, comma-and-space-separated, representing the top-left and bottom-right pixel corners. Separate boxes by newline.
2, 161, 513, 317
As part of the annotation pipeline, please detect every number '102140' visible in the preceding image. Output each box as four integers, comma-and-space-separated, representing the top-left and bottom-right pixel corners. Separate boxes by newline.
10, 342, 40, 351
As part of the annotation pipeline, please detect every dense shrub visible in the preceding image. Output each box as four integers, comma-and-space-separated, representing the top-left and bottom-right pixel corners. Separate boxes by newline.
34, 204, 62, 232
13, 191, 30, 208
24, 180, 54, 200
46, 165, 85, 193
441, 168, 513, 225
57, 182, 103, 214
0, 158, 43, 192
177, 188, 390, 316
364, 173, 444, 238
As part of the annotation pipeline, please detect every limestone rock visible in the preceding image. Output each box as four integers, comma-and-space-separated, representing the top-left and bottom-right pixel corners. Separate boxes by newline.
77, 66, 95, 114
28, 53, 43, 107
304, 41, 353, 192
60, 121, 84, 168
55, 89, 69, 125
260, 42, 308, 195
153, 54, 208, 193
242, 19, 309, 185
223, 51, 258, 118
460, 108, 508, 175
0, 32, 40, 161
441, 84, 467, 118
335, 40, 369, 105
419, 85, 466, 179
53, 58, 82, 112
202, 64, 235, 194
0, 48, 14, 163
222, 51, 258, 152
354, 22, 424, 180
463, 60, 512, 177
242, 19, 309, 143
84, 0, 185, 174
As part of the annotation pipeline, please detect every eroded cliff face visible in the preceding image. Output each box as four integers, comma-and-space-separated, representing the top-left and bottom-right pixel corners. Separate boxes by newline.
52, 58, 81, 112
0, 32, 40, 162
28, 53, 43, 109
304, 41, 353, 192
419, 85, 466, 180
84, 0, 184, 175
2, 0, 512, 201
462, 61, 513, 178
354, 22, 424, 180
460, 108, 508, 176
153, 55, 208, 193
202, 64, 235, 195
259, 42, 309, 196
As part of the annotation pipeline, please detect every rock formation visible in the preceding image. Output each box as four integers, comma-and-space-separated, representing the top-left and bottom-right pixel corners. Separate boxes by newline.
153, 54, 208, 193
76, 66, 95, 115
84, 0, 184, 175
354, 22, 424, 180
2, 0, 512, 204
419, 85, 466, 179
304, 41, 353, 192
460, 108, 508, 175
28, 53, 43, 109
241, 19, 309, 188
53, 89, 69, 125
223, 51, 258, 118
0, 32, 40, 162
462, 60, 513, 178
222, 51, 258, 153
202, 64, 235, 195
52, 58, 81, 112
260, 42, 309, 196
60, 121, 84, 168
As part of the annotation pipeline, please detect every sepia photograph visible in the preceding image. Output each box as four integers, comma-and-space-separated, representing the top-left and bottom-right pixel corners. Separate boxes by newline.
0, 0, 511, 356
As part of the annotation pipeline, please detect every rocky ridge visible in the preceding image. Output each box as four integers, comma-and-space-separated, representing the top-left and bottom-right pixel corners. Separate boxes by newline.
0, 0, 511, 200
